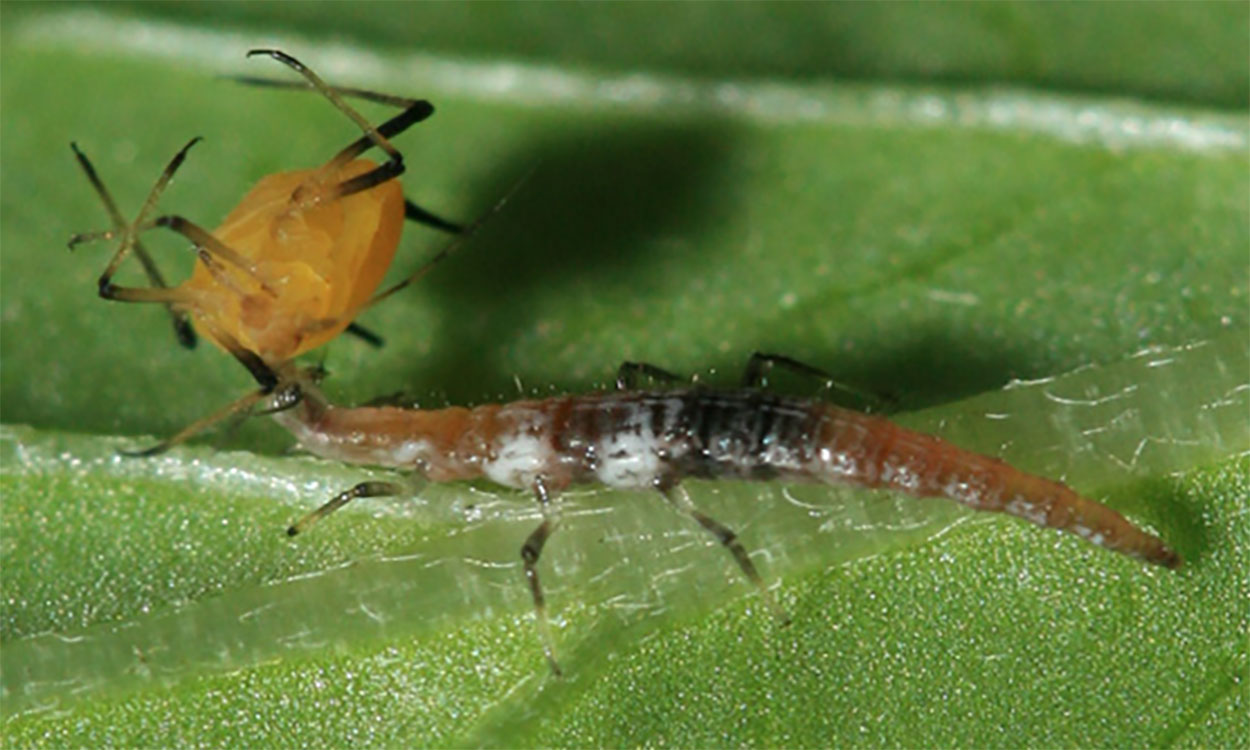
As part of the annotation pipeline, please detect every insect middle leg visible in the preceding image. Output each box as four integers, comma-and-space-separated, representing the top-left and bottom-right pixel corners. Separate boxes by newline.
660, 482, 789, 625
521, 477, 564, 676
742, 351, 890, 410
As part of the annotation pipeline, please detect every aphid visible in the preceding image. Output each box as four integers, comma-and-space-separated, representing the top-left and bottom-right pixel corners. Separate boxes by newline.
68, 49, 470, 452
260, 353, 1180, 675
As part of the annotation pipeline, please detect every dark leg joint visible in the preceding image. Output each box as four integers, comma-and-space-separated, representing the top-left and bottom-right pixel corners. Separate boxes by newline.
404, 199, 464, 234
345, 322, 384, 348
288, 480, 402, 536
742, 352, 831, 389
616, 361, 683, 391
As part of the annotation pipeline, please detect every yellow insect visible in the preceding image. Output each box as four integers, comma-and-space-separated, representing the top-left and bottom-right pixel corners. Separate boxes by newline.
69, 49, 471, 451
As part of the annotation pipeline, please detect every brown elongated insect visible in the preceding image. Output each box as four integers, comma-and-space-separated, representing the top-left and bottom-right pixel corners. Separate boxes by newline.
263, 353, 1180, 675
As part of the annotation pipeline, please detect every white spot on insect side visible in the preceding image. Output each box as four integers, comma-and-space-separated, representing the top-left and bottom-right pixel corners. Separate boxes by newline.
1004, 495, 1049, 525
821, 447, 860, 478
887, 462, 921, 492
595, 410, 662, 488
945, 480, 982, 506
483, 433, 553, 489
390, 440, 432, 466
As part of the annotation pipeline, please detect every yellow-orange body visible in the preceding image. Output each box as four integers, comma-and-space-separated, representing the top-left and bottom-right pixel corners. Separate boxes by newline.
181, 158, 403, 364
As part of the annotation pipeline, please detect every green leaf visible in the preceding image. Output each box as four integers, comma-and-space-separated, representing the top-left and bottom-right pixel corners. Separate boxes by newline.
2, 5, 1247, 747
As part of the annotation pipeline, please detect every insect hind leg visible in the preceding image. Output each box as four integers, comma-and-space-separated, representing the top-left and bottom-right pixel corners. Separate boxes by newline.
246, 49, 434, 206
233, 66, 463, 233
521, 477, 564, 676
660, 482, 789, 625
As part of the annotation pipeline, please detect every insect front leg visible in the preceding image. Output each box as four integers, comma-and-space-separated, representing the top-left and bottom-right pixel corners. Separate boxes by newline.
286, 481, 405, 537
659, 481, 789, 625
521, 476, 564, 676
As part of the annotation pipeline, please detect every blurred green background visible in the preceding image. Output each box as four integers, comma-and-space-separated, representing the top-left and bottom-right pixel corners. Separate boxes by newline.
1, 2, 1246, 747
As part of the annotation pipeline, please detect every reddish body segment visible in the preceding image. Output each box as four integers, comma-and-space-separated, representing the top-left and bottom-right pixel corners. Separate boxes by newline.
275, 385, 1180, 569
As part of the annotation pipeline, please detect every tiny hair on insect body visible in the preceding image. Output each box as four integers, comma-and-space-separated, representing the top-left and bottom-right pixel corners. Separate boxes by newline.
68, 48, 475, 454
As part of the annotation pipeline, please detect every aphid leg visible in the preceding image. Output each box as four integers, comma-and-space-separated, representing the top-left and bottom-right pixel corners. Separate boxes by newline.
345, 322, 385, 348
286, 481, 403, 536
660, 482, 790, 625
615, 361, 683, 391
404, 199, 463, 234
246, 49, 426, 202
147, 215, 276, 296
521, 477, 564, 676
121, 386, 273, 457
68, 142, 197, 347
118, 323, 285, 457
743, 352, 890, 410
231, 70, 462, 232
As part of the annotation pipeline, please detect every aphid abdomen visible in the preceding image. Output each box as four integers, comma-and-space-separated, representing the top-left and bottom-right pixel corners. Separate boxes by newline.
816, 407, 1181, 568
183, 159, 403, 362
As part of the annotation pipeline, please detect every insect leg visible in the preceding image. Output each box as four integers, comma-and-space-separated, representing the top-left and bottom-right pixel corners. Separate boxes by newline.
404, 199, 463, 234
121, 385, 273, 457
146, 215, 276, 296
615, 361, 683, 391
246, 50, 427, 203
743, 352, 890, 410
232, 70, 462, 232
68, 142, 198, 348
660, 482, 789, 625
521, 477, 564, 676
286, 481, 404, 536
344, 322, 385, 348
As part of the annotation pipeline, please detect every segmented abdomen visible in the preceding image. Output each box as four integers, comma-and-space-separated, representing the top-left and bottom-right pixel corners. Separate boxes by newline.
477, 390, 1178, 568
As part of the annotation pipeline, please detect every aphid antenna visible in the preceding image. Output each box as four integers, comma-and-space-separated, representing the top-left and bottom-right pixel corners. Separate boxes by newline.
226, 75, 417, 109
